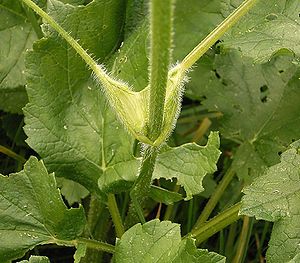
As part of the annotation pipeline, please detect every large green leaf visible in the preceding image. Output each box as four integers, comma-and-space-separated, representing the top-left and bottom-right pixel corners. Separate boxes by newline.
24, 0, 130, 196
240, 140, 300, 262
0, 156, 86, 262
189, 50, 300, 181
0, 0, 37, 113
221, 0, 300, 62
114, 219, 225, 263
99, 132, 220, 200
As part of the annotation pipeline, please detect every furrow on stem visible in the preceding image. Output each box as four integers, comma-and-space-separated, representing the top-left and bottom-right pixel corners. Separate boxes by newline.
148, 0, 174, 141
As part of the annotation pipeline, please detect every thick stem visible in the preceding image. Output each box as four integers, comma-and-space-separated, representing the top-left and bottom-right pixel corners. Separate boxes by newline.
180, 0, 259, 71
189, 202, 241, 245
193, 167, 235, 229
107, 193, 125, 238
128, 146, 159, 224
148, 0, 173, 141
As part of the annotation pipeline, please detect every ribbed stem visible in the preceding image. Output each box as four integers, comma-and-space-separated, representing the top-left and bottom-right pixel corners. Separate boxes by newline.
128, 146, 159, 225
189, 202, 242, 245
148, 0, 173, 141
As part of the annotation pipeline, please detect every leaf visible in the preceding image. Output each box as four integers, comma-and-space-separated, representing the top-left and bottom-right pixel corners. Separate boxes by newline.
1, 113, 27, 147
240, 140, 300, 262
173, 0, 225, 61
0, 156, 86, 262
288, 254, 300, 263
0, 0, 37, 113
56, 177, 89, 206
191, 50, 300, 181
173, 238, 225, 263
154, 132, 221, 200
110, 21, 149, 92
0, 87, 28, 114
183, 50, 219, 100
99, 132, 220, 200
18, 256, 51, 263
114, 219, 225, 263
221, 0, 300, 62
24, 0, 132, 197
149, 185, 182, 205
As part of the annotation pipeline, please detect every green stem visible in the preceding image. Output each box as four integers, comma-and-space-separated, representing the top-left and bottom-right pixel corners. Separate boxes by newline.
225, 222, 237, 260
189, 202, 241, 245
148, 0, 173, 141
0, 145, 26, 163
180, 0, 258, 71
53, 237, 115, 254
107, 193, 125, 238
193, 166, 235, 229
129, 146, 159, 224
232, 216, 254, 263
77, 238, 115, 254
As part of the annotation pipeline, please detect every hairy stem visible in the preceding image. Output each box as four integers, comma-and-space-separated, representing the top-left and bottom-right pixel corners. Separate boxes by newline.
193, 166, 235, 229
129, 146, 159, 224
148, 0, 173, 141
189, 202, 241, 245
180, 0, 259, 71
107, 193, 125, 238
